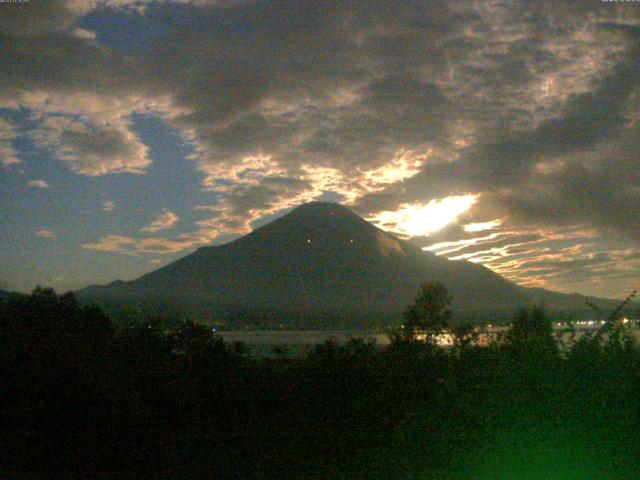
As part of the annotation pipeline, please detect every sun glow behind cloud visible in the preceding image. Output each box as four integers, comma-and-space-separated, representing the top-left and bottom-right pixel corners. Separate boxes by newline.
369, 195, 478, 237
463, 219, 502, 232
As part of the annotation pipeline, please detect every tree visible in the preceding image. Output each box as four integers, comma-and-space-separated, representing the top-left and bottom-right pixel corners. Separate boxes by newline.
508, 305, 551, 341
451, 322, 478, 352
506, 305, 556, 357
0, 287, 113, 363
402, 282, 452, 342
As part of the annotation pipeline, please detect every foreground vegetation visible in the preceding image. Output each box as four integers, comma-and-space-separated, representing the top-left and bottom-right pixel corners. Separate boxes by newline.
1, 287, 640, 478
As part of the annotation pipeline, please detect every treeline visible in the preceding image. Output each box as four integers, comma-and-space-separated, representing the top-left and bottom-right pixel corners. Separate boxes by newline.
1, 287, 640, 478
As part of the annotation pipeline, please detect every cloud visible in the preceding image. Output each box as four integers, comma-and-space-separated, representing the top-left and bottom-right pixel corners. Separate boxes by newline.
31, 116, 151, 176
154, 2, 640, 243
4, 1, 640, 297
421, 221, 640, 298
27, 180, 50, 189
82, 229, 220, 255
140, 210, 179, 232
72, 28, 97, 40
367, 196, 478, 238
36, 229, 56, 239
81, 235, 136, 253
0, 118, 20, 166
193, 176, 322, 235
0, 1, 227, 37
7, 1, 634, 223
136, 234, 203, 253
464, 220, 503, 233
0, 1, 95, 37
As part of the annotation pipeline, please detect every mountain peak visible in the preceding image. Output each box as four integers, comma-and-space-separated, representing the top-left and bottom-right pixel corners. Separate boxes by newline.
287, 201, 364, 220
239, 201, 391, 253
292, 201, 351, 211
293, 200, 342, 210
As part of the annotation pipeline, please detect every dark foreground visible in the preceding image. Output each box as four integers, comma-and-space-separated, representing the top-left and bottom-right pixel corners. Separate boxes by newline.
2, 288, 640, 479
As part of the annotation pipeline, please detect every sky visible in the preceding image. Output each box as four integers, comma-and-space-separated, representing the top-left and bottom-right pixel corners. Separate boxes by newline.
1, 0, 640, 299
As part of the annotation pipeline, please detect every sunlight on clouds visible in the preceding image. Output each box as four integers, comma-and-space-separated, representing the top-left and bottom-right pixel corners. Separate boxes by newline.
534, 159, 566, 175
422, 223, 640, 298
533, 31, 626, 112
140, 210, 179, 233
463, 219, 502, 232
8, 91, 181, 125
300, 165, 360, 202
31, 116, 150, 176
81, 235, 136, 253
0, 90, 187, 177
449, 246, 512, 262
423, 233, 502, 254
199, 154, 286, 191
370, 195, 478, 237
362, 149, 429, 189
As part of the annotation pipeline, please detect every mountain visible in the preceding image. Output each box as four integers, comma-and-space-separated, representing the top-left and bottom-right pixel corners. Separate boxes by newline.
78, 202, 622, 328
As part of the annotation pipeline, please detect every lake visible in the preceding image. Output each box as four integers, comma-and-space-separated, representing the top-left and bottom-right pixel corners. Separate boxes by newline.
217, 325, 640, 357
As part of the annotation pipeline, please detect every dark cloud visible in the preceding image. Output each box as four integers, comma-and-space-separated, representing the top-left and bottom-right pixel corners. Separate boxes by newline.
30, 116, 150, 175
221, 176, 311, 216
0, 0, 89, 36
519, 252, 613, 271
356, 21, 640, 244
501, 124, 640, 241
0, 31, 143, 104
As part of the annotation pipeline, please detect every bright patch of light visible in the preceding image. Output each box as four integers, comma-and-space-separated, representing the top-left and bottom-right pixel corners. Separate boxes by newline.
463, 219, 502, 232
362, 149, 429, 188
422, 233, 501, 252
370, 195, 478, 237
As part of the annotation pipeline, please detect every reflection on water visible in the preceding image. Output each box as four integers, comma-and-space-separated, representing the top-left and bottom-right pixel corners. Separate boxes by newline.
218, 325, 640, 357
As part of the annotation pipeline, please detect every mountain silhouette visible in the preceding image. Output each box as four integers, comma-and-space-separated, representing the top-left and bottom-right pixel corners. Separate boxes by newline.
78, 202, 619, 327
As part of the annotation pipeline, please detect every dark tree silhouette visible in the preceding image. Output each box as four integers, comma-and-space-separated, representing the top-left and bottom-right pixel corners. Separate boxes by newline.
402, 282, 452, 342
0, 286, 113, 363
507, 306, 553, 344
451, 322, 477, 352
3, 285, 640, 479
505, 305, 557, 368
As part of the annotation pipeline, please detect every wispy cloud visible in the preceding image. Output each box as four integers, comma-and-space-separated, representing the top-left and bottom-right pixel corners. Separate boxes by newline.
140, 210, 179, 233
81, 235, 136, 253
36, 228, 55, 238
72, 28, 96, 40
0, 118, 20, 166
81, 229, 218, 256
27, 180, 50, 189
464, 220, 503, 233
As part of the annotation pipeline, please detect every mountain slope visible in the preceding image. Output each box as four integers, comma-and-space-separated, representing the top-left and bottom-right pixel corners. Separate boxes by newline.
78, 202, 618, 327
